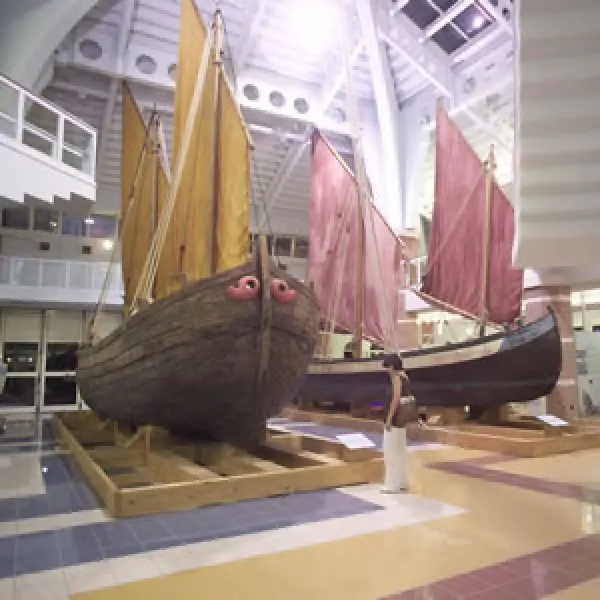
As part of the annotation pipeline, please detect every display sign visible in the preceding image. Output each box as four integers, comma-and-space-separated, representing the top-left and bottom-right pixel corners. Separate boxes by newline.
336, 433, 377, 449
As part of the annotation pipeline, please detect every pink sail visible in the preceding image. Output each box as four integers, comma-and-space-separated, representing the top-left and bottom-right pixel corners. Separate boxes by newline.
308, 130, 403, 347
420, 104, 522, 324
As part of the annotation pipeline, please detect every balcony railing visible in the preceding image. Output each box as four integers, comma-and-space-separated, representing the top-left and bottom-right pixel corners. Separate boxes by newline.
0, 256, 122, 293
0, 73, 97, 178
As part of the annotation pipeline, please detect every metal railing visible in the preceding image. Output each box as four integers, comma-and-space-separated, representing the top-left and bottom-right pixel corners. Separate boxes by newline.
0, 256, 122, 293
0, 73, 97, 178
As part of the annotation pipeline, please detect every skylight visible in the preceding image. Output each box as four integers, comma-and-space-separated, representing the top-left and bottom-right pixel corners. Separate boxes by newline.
400, 0, 492, 54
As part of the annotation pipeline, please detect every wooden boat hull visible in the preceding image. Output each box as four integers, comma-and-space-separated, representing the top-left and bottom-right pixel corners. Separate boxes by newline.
298, 311, 561, 410
77, 255, 320, 449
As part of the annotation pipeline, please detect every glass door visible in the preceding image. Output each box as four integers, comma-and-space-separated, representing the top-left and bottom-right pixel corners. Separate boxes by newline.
1, 310, 42, 414
40, 310, 83, 412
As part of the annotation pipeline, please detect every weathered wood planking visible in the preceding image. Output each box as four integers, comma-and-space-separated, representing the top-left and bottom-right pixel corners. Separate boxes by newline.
77, 244, 320, 450
53, 412, 382, 518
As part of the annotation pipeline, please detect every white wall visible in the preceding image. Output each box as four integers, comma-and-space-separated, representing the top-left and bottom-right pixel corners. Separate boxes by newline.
0, 0, 100, 91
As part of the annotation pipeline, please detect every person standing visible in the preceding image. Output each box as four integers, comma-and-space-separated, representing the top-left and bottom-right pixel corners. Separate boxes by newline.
381, 353, 418, 493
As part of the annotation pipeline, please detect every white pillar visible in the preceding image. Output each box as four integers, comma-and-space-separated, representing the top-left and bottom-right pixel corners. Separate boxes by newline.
355, 0, 403, 230
0, 0, 100, 90
398, 95, 430, 231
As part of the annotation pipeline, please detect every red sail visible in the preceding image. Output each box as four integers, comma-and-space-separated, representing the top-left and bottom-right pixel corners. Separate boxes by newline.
420, 105, 522, 324
308, 130, 402, 347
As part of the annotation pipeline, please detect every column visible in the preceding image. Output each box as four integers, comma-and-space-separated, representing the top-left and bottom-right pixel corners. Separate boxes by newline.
355, 0, 403, 230
0, 0, 99, 90
524, 285, 579, 421
396, 233, 420, 350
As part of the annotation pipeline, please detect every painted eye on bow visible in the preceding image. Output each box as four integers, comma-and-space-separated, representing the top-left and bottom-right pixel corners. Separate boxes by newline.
226, 276, 261, 301
270, 278, 296, 304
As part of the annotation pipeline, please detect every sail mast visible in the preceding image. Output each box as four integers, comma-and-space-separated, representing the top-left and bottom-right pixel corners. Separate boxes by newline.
477, 144, 494, 337
150, 115, 159, 299
209, 10, 223, 275
353, 186, 365, 358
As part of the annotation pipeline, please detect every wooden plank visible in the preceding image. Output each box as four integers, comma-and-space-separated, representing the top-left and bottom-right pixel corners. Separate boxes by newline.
52, 415, 118, 513
147, 450, 222, 483
116, 458, 382, 517
112, 471, 154, 488
416, 423, 600, 458
54, 412, 384, 519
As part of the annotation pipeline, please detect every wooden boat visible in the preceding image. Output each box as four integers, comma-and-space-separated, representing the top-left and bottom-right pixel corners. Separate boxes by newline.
302, 310, 561, 411
297, 102, 561, 412
77, 2, 319, 449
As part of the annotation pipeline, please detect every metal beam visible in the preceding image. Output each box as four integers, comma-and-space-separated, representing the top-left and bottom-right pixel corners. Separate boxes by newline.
421, 0, 473, 42
234, 0, 269, 75
255, 38, 367, 225
478, 0, 514, 37
256, 127, 311, 230
316, 40, 364, 113
97, 0, 137, 175
378, 7, 455, 99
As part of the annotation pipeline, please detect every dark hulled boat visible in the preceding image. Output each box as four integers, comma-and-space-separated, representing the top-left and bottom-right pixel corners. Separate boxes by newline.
297, 105, 561, 412
77, 2, 319, 449
303, 310, 560, 411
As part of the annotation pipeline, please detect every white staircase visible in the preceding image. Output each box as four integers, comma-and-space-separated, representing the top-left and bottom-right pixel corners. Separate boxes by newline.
0, 73, 96, 211
515, 0, 600, 270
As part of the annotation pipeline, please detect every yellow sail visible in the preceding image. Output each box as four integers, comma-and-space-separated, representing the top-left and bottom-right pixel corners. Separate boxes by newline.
160, 0, 250, 297
215, 72, 251, 271
120, 83, 157, 313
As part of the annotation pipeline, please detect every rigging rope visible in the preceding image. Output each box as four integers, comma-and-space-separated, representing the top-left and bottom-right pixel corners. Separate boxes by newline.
87, 110, 157, 342
335, 0, 399, 353
131, 25, 215, 310
222, 12, 276, 255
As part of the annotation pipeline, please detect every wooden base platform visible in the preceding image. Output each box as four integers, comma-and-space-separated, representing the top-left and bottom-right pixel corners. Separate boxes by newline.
284, 407, 600, 458
416, 422, 600, 458
53, 412, 383, 518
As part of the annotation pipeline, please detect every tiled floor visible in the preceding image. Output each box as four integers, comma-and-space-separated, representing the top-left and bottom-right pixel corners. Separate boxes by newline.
2, 414, 600, 599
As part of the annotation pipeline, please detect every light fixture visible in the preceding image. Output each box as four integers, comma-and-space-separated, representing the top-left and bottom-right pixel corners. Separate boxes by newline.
287, 0, 336, 54
472, 14, 484, 29
84, 216, 95, 225
102, 239, 114, 250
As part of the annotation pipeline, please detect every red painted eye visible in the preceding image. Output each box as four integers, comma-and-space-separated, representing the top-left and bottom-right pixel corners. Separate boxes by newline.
270, 278, 296, 304
226, 276, 260, 301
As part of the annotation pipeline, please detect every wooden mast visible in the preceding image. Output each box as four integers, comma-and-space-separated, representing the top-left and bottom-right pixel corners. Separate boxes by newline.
208, 9, 223, 275
150, 113, 159, 300
477, 144, 494, 337
353, 183, 365, 358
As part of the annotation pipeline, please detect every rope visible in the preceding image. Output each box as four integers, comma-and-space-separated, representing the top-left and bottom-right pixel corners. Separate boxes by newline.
222, 12, 279, 262
131, 25, 215, 310
335, 0, 398, 353
422, 170, 484, 282
87, 111, 157, 342
325, 206, 352, 355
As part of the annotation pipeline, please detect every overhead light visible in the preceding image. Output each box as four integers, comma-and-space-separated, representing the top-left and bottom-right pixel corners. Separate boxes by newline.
102, 239, 114, 250
84, 217, 95, 225
288, 0, 336, 53
472, 14, 485, 30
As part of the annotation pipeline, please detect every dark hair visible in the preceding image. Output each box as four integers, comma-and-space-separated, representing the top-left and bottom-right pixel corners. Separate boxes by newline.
382, 353, 403, 371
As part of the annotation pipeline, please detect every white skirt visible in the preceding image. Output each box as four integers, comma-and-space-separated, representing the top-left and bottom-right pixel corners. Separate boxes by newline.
383, 426, 408, 491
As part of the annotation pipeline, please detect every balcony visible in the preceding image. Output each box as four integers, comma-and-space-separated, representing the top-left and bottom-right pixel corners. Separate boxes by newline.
0, 73, 96, 207
0, 256, 122, 307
